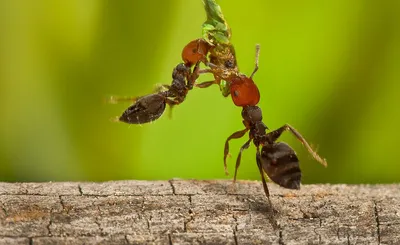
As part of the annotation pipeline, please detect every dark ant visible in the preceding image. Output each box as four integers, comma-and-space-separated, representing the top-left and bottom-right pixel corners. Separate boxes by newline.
112, 62, 200, 124
110, 37, 213, 124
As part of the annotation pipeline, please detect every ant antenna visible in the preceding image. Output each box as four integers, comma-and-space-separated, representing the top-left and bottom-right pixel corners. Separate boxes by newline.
250, 44, 260, 79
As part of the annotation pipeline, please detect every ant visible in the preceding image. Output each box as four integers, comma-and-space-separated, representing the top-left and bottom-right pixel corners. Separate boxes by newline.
225, 104, 327, 206
181, 38, 260, 107
112, 61, 201, 124
221, 47, 327, 203
112, 34, 228, 124
110, 37, 215, 124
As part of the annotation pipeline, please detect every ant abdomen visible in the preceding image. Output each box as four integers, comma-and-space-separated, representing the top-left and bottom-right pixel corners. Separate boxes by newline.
119, 94, 166, 124
260, 142, 301, 190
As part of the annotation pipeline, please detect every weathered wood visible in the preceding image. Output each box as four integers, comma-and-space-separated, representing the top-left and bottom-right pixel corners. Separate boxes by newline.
0, 180, 399, 245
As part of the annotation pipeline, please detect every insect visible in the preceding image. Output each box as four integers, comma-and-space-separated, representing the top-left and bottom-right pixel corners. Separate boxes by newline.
182, 0, 261, 107
115, 62, 200, 124
224, 104, 327, 204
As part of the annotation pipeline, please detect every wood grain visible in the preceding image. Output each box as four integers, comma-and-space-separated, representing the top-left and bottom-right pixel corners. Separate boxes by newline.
0, 180, 399, 244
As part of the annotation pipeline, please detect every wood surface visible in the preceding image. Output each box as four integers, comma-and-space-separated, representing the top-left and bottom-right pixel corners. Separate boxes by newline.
0, 180, 399, 244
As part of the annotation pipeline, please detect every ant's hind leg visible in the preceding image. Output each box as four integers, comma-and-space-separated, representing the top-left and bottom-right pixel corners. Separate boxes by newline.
223, 128, 249, 175
233, 138, 252, 182
256, 151, 273, 208
153, 84, 171, 93
106, 95, 141, 104
266, 124, 327, 167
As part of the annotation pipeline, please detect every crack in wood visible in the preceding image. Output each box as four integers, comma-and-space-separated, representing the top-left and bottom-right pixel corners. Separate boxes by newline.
278, 230, 284, 245
124, 235, 130, 245
233, 213, 239, 245
46, 208, 54, 237
168, 234, 172, 245
1, 205, 7, 217
168, 180, 176, 195
78, 185, 83, 195
374, 200, 381, 244
184, 196, 193, 232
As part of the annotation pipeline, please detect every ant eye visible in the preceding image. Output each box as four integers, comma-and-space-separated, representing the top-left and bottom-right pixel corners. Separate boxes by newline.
224, 60, 235, 68
234, 90, 239, 97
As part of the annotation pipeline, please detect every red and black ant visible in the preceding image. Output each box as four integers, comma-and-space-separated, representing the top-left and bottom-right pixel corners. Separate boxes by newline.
181, 38, 260, 106
221, 46, 327, 202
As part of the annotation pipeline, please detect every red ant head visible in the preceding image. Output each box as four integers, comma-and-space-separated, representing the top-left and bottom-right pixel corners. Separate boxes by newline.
230, 75, 260, 107
181, 39, 211, 66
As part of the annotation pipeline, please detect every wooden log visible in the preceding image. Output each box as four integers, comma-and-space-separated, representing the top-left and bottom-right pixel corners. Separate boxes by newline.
0, 180, 399, 245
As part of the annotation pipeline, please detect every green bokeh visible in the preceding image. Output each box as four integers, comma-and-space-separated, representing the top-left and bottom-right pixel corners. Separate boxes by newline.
0, 0, 399, 184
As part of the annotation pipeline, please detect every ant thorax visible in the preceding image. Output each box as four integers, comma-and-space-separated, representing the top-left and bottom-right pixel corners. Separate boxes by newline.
168, 64, 191, 98
242, 106, 263, 123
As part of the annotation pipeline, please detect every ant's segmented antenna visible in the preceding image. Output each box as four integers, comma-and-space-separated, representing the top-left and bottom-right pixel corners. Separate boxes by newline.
250, 44, 260, 79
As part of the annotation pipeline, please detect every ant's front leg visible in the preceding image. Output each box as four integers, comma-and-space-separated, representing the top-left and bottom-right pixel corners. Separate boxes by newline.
187, 61, 201, 90
223, 128, 249, 175
266, 124, 327, 167
233, 138, 252, 182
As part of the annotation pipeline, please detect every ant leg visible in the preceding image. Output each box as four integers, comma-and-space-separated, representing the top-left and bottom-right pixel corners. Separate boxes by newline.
224, 128, 249, 175
106, 95, 140, 104
250, 44, 260, 79
256, 151, 273, 208
198, 68, 214, 74
267, 124, 327, 167
153, 84, 171, 93
195, 39, 210, 65
187, 61, 201, 90
233, 138, 252, 182
164, 97, 181, 119
196, 81, 216, 88
164, 97, 181, 106
195, 77, 221, 88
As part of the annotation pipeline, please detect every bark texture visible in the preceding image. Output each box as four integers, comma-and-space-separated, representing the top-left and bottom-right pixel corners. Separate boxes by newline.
0, 180, 399, 245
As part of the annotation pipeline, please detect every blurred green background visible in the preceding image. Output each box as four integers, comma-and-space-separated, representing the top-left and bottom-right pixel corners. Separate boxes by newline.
0, 0, 399, 184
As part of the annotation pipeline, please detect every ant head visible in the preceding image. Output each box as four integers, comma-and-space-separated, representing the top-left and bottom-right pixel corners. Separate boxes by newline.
242, 105, 262, 123
230, 75, 260, 107
224, 59, 236, 69
173, 63, 191, 78
181, 39, 210, 67
259, 142, 301, 190
119, 94, 166, 124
